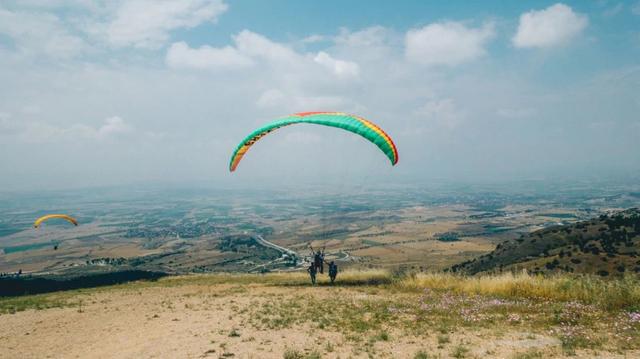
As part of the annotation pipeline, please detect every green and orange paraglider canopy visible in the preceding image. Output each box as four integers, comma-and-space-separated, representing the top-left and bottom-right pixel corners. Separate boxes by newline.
229, 112, 398, 172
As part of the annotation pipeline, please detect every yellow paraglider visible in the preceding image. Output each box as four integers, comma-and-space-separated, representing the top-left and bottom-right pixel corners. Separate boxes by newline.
33, 214, 78, 229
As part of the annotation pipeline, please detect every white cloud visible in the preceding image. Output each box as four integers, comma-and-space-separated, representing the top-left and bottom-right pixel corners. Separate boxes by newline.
256, 89, 286, 108
332, 26, 399, 67
288, 95, 351, 110
513, 3, 588, 49
405, 21, 494, 66
2, 116, 133, 143
166, 41, 253, 70
3, 1, 98, 10
165, 30, 361, 84
233, 30, 299, 64
0, 112, 20, 135
164, 30, 300, 71
96, 116, 132, 138
106, 0, 227, 48
335, 26, 391, 48
0, 8, 86, 58
301, 34, 325, 44
1, 3, 638, 188
496, 107, 536, 119
21, 105, 41, 115
256, 89, 351, 111
1, 1, 229, 53
414, 98, 464, 130
313, 51, 359, 78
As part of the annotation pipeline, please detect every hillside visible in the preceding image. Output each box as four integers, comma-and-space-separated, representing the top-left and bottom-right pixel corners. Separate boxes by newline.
452, 208, 640, 276
1, 271, 639, 358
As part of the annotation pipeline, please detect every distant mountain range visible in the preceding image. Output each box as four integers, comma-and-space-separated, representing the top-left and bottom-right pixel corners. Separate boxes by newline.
452, 208, 640, 276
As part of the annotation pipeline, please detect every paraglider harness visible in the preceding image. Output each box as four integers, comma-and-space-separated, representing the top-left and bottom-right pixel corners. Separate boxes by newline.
309, 244, 325, 274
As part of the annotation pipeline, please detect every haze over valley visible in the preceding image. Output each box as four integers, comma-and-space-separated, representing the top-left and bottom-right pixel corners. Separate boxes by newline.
2, 180, 639, 279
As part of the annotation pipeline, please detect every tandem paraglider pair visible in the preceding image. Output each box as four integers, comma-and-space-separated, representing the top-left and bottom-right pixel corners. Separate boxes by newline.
307, 260, 338, 285
232, 112, 398, 283
306, 244, 339, 285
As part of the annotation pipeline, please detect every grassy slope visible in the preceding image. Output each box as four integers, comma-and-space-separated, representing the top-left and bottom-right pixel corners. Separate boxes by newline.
452, 209, 640, 276
3, 270, 639, 313
1, 270, 639, 357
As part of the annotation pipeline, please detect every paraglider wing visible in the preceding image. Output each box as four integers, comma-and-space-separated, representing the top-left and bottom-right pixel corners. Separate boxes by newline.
33, 214, 78, 228
229, 112, 398, 172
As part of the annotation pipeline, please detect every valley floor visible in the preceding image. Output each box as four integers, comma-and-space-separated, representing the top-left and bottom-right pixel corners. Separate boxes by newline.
0, 272, 639, 358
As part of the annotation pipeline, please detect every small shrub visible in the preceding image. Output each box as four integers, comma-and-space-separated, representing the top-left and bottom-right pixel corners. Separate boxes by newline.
282, 348, 321, 359
513, 349, 544, 359
324, 342, 334, 352
283, 348, 303, 359
374, 330, 390, 341
437, 334, 450, 345
451, 344, 469, 358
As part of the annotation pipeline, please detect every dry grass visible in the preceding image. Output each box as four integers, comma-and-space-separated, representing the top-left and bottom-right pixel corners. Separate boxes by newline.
398, 271, 640, 310
153, 268, 640, 312
2, 269, 639, 357
149, 269, 393, 288
152, 269, 640, 311
2, 269, 638, 312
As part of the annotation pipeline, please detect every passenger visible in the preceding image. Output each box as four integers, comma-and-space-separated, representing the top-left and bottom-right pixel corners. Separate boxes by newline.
328, 261, 338, 284
307, 262, 317, 285
319, 249, 326, 274
314, 251, 324, 274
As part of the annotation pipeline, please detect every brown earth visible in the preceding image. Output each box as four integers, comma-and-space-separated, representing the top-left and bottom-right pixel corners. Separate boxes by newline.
1, 280, 636, 359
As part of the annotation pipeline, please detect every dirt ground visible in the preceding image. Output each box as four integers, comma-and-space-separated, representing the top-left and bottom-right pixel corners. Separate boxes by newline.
1, 281, 636, 359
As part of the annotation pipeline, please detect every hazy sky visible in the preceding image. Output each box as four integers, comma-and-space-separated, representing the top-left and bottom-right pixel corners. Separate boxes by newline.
1, 1, 639, 191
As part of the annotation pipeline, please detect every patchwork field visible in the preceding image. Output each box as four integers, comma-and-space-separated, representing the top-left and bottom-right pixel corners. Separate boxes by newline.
0, 202, 611, 276
3, 184, 638, 277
